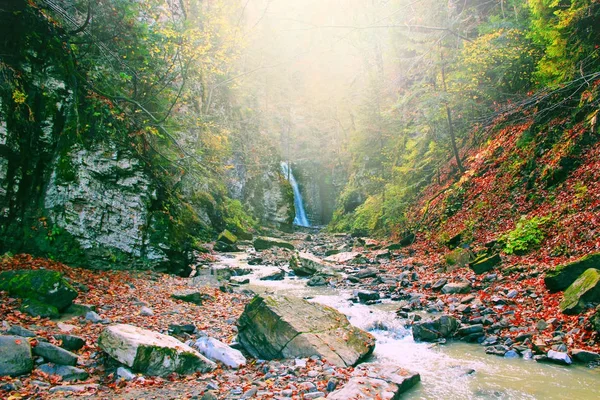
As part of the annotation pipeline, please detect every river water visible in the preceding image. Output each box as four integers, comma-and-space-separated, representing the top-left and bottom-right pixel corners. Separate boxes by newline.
215, 253, 600, 399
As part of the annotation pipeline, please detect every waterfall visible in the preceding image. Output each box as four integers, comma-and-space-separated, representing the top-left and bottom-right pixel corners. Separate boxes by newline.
280, 162, 311, 227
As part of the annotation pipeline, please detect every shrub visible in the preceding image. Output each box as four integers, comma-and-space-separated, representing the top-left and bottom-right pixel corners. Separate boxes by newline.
502, 215, 551, 255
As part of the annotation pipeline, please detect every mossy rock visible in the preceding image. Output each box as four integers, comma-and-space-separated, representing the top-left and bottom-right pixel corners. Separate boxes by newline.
0, 270, 77, 311
545, 253, 600, 292
217, 230, 237, 245
253, 236, 295, 251
560, 268, 600, 315
469, 253, 501, 275
98, 324, 216, 376
445, 248, 472, 269
20, 298, 60, 319
171, 292, 214, 305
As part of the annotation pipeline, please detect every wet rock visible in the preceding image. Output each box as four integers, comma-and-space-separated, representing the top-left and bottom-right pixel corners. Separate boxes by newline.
504, 350, 519, 358
485, 345, 509, 356
537, 350, 572, 366
214, 241, 240, 252
544, 253, 600, 292
33, 342, 78, 366
247, 257, 263, 265
356, 290, 380, 303
254, 237, 295, 251
457, 324, 484, 337
0, 269, 77, 311
307, 275, 328, 287
327, 364, 420, 400
0, 335, 34, 376
237, 294, 375, 367
571, 349, 600, 364
559, 268, 600, 314
171, 292, 214, 305
188, 336, 246, 369
260, 270, 285, 281
412, 315, 459, 342
37, 364, 88, 381
53, 334, 85, 351
98, 324, 216, 376
441, 282, 471, 294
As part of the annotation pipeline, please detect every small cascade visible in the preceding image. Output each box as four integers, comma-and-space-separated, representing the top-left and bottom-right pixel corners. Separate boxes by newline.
280, 162, 310, 227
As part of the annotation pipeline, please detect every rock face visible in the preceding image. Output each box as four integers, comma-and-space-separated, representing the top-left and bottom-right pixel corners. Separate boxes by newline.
412, 315, 460, 342
98, 324, 216, 376
0, 269, 77, 311
237, 295, 375, 367
0, 335, 34, 377
560, 268, 600, 314
327, 364, 420, 400
226, 161, 295, 228
545, 253, 600, 292
253, 236, 295, 251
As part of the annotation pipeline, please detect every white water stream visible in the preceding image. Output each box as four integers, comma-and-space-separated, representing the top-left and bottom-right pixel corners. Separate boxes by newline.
215, 254, 600, 399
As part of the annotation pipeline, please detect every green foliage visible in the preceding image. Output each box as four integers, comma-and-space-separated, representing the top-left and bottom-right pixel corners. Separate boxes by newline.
502, 215, 551, 255
222, 198, 258, 234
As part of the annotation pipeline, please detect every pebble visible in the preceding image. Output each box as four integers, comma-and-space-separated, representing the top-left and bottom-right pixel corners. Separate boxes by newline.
303, 392, 325, 399
117, 367, 136, 381
140, 306, 154, 316
85, 311, 103, 323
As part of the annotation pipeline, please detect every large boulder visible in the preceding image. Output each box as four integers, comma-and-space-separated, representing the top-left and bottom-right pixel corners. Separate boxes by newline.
0, 335, 34, 377
327, 364, 420, 400
217, 230, 237, 245
290, 252, 333, 276
98, 324, 216, 376
0, 269, 77, 311
412, 315, 459, 342
237, 295, 375, 367
545, 253, 600, 292
253, 236, 295, 251
559, 268, 600, 314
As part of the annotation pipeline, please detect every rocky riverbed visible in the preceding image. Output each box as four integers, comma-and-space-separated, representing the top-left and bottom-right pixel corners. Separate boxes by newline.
1, 229, 600, 399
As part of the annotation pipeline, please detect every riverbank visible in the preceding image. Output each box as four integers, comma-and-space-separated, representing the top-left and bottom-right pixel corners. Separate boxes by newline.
1, 230, 599, 399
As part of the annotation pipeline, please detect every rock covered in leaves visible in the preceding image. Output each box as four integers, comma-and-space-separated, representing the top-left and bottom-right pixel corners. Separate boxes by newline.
412, 315, 459, 342
559, 268, 600, 314
327, 364, 420, 400
544, 253, 600, 292
0, 335, 34, 377
98, 324, 216, 376
237, 294, 375, 367
0, 269, 77, 311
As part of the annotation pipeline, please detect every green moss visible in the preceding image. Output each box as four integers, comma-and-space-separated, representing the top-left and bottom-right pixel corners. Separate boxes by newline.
545, 253, 600, 292
0, 269, 77, 310
560, 268, 600, 314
